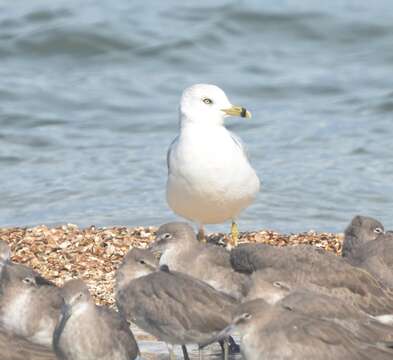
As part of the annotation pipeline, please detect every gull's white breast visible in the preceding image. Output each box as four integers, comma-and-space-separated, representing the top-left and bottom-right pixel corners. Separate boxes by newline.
167, 124, 260, 224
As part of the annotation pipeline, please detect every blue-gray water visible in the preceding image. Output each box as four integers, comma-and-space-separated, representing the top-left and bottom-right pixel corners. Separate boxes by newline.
1, 0, 393, 233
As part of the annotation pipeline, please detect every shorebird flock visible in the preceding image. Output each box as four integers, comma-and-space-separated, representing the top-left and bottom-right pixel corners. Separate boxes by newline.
1, 216, 393, 360
1, 85, 392, 359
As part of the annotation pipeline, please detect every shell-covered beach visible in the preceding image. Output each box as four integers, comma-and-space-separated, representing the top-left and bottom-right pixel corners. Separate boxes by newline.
0, 225, 342, 306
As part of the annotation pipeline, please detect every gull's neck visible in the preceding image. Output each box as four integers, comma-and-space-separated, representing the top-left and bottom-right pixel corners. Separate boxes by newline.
179, 110, 225, 129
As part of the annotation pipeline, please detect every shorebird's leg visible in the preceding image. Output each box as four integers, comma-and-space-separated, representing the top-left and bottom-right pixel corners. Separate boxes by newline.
167, 344, 176, 360
219, 336, 238, 356
198, 346, 204, 360
197, 224, 206, 242
181, 345, 190, 360
229, 220, 239, 248
223, 338, 229, 360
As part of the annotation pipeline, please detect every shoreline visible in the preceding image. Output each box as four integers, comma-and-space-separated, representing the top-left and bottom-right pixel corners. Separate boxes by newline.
0, 224, 343, 306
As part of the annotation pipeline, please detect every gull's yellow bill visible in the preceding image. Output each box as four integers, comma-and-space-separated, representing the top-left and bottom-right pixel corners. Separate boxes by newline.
222, 105, 252, 119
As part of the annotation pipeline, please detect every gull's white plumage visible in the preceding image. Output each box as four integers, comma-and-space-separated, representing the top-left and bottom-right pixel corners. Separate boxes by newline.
166, 84, 260, 228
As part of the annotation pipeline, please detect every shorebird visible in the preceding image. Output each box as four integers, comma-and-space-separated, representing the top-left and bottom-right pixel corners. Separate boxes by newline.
151, 222, 249, 300
241, 273, 393, 342
0, 328, 56, 360
0, 241, 62, 347
242, 272, 291, 304
279, 289, 393, 342
166, 84, 260, 247
344, 232, 393, 289
115, 248, 237, 360
342, 215, 384, 260
203, 298, 393, 360
53, 279, 139, 360
230, 243, 393, 317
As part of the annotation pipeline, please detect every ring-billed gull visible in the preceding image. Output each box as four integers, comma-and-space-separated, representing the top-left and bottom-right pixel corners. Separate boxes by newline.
166, 84, 260, 247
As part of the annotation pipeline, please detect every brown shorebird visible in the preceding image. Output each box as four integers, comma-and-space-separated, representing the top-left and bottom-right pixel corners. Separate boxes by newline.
151, 222, 248, 300
204, 298, 393, 360
241, 273, 393, 343
342, 215, 385, 260
231, 243, 393, 318
0, 328, 56, 360
115, 248, 237, 360
53, 279, 139, 360
345, 231, 393, 289
0, 241, 62, 347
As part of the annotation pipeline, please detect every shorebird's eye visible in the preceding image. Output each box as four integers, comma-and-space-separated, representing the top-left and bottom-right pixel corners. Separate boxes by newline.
273, 281, 283, 288
273, 281, 289, 291
72, 292, 83, 303
243, 313, 252, 320
162, 233, 172, 240
237, 312, 252, 323
202, 98, 213, 105
23, 277, 34, 285
139, 260, 146, 265
374, 227, 384, 234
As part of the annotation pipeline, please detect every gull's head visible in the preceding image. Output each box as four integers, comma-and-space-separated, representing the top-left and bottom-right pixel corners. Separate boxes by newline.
179, 84, 251, 127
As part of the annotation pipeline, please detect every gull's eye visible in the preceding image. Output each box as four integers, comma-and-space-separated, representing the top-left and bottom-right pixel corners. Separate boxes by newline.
139, 260, 146, 265
202, 98, 213, 105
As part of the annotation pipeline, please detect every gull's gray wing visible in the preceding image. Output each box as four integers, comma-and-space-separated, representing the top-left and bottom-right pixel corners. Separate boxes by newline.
166, 136, 178, 174
230, 132, 249, 159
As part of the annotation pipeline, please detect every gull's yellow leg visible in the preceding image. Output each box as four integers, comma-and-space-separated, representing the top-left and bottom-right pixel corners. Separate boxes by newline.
197, 224, 206, 243
230, 220, 239, 248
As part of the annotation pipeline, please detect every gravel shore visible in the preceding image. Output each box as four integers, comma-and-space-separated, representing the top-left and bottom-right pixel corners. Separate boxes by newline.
0, 225, 343, 306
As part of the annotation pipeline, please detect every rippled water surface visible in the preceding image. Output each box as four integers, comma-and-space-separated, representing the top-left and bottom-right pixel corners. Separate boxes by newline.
1, 0, 393, 233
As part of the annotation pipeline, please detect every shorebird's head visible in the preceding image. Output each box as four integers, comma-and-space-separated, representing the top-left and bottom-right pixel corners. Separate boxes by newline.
246, 274, 291, 304
179, 84, 251, 127
346, 215, 384, 240
151, 222, 196, 255
115, 248, 158, 290
61, 279, 92, 312
0, 263, 52, 290
200, 298, 269, 349
343, 215, 384, 258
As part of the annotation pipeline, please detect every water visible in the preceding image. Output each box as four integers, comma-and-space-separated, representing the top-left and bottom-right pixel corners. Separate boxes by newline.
1, 0, 393, 233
